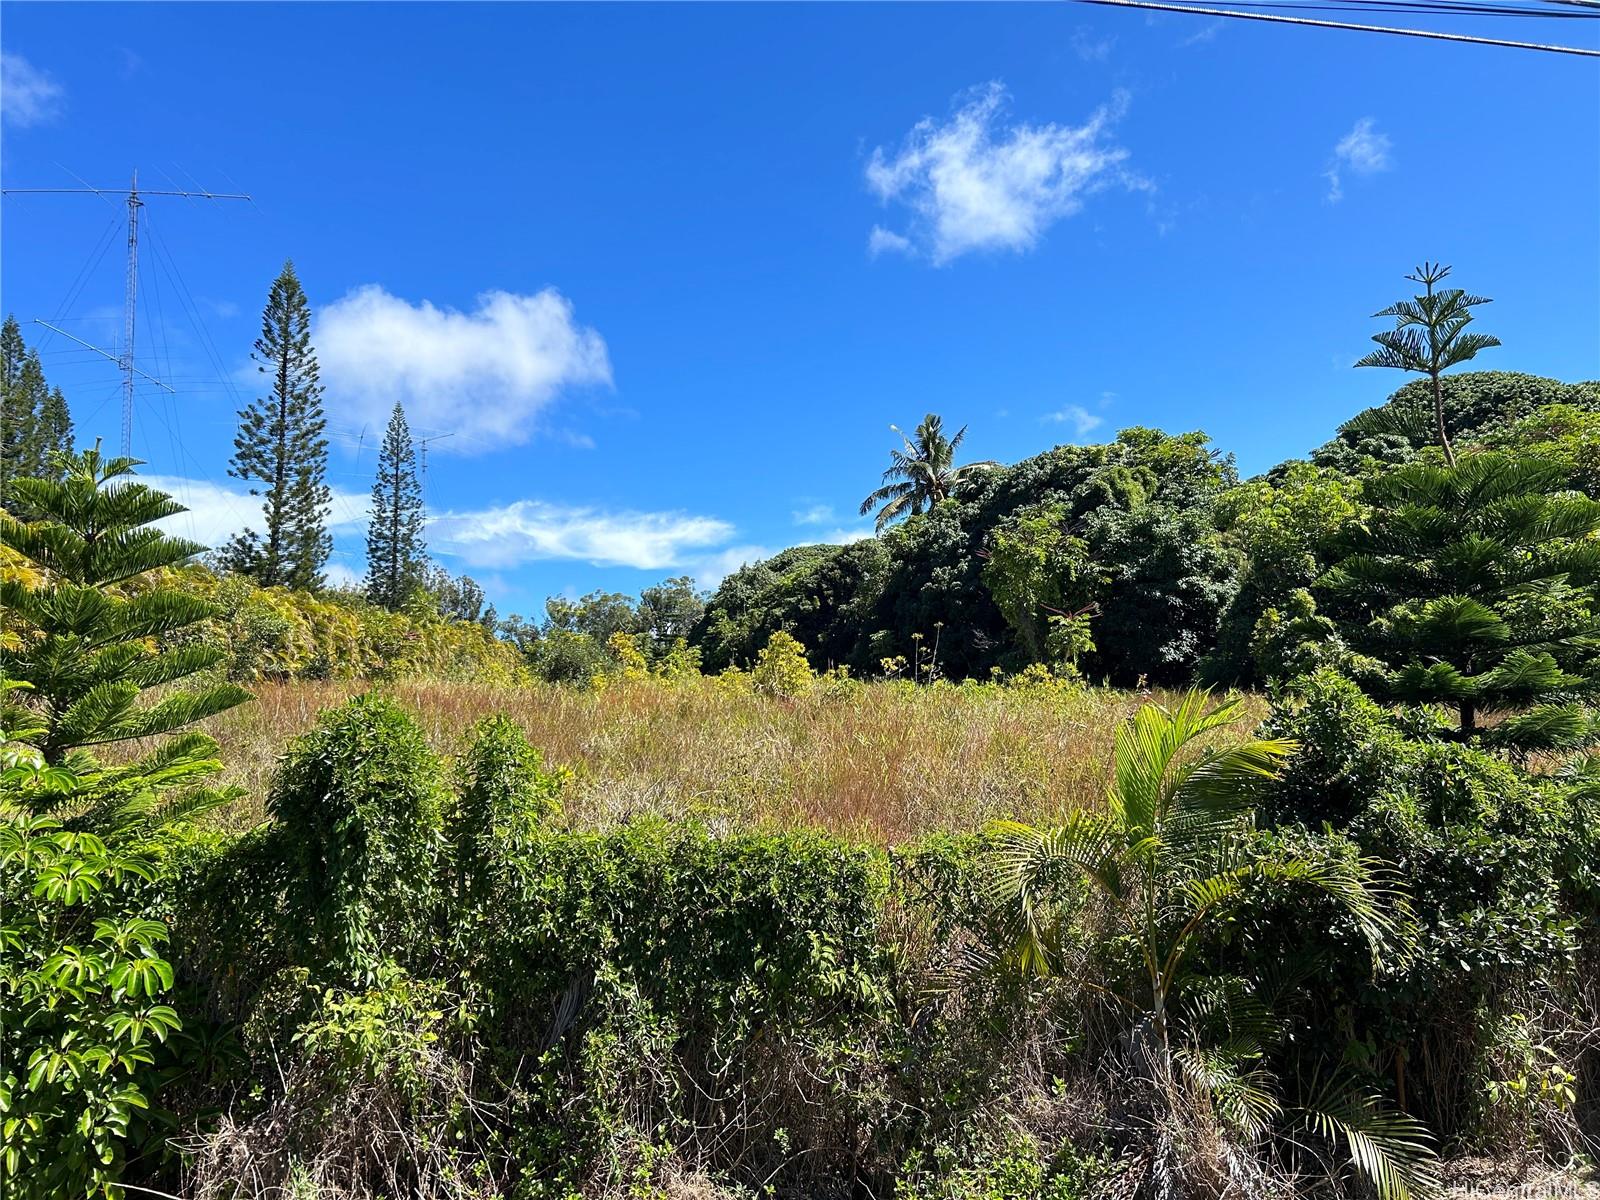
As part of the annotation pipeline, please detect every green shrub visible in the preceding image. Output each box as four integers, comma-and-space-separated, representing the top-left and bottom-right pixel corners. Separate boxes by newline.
898, 1124, 1110, 1200
478, 822, 890, 1044
468, 822, 892, 1187
0, 800, 181, 1198
446, 715, 565, 959
751, 629, 815, 697
1261, 670, 1588, 1136
268, 694, 446, 982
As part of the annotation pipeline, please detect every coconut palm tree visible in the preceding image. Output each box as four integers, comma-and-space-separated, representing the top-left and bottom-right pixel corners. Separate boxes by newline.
985, 690, 1437, 1200
858, 414, 999, 532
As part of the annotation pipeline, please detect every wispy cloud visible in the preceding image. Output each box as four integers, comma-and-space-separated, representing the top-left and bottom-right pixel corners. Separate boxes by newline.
143, 475, 368, 552
865, 82, 1141, 265
1042, 404, 1105, 440
791, 504, 873, 546
1324, 117, 1392, 203
1071, 27, 1114, 62
792, 503, 836, 526
315, 286, 612, 452
1180, 19, 1224, 47
822, 528, 873, 546
1, 52, 64, 127
867, 226, 913, 258
429, 500, 735, 572
689, 544, 771, 587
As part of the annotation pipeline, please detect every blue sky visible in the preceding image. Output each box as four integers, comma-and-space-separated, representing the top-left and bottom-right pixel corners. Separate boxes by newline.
3, 2, 1597, 616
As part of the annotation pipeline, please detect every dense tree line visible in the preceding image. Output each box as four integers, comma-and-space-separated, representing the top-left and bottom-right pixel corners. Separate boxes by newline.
495, 362, 1598, 691
685, 356, 1598, 688
0, 315, 73, 501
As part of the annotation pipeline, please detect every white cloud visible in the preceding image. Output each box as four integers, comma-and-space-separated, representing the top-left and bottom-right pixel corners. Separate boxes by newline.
1042, 404, 1105, 439
315, 286, 612, 451
792, 503, 836, 526
429, 500, 735, 571
1325, 117, 1392, 203
143, 474, 368, 552
1071, 27, 1114, 61
867, 225, 913, 258
322, 561, 365, 590
865, 82, 1139, 265
1, 53, 64, 127
1181, 20, 1223, 46
822, 528, 873, 546
689, 544, 771, 587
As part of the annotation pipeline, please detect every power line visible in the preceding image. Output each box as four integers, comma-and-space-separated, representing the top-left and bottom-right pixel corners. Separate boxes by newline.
1203, 0, 1594, 14
1073, 0, 1600, 53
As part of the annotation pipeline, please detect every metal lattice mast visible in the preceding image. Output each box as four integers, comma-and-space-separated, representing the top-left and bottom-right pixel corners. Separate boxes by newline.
1, 171, 251, 457
418, 432, 453, 524
121, 171, 143, 456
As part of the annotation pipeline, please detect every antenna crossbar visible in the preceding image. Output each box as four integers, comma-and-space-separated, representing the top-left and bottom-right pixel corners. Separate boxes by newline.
30, 320, 176, 393
3, 169, 252, 454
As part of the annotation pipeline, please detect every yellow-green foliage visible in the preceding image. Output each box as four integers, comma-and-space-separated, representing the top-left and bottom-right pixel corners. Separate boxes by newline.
751, 630, 815, 697
166, 567, 526, 685
605, 631, 650, 680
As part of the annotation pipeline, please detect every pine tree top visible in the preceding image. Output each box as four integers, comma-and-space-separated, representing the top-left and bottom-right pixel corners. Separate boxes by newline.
4, 445, 210, 586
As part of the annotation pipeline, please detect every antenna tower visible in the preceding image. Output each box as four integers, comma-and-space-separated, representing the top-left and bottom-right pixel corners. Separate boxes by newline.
2, 169, 252, 455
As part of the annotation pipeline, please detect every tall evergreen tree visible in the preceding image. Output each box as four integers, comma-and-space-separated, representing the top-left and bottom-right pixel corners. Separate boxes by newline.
1354, 263, 1500, 468
0, 444, 251, 764
1316, 454, 1600, 753
33, 385, 73, 465
223, 261, 331, 590
366, 401, 426, 609
0, 314, 24, 384
0, 316, 73, 502
2, 316, 40, 498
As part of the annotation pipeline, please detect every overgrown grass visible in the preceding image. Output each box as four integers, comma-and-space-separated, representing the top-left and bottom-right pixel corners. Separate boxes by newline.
193, 676, 1260, 842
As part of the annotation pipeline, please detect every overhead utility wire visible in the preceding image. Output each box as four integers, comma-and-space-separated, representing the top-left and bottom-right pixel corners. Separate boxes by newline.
1074, 0, 1600, 54
1201, 0, 1594, 15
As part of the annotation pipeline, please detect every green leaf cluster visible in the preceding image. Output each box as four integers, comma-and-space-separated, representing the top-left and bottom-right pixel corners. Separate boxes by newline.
1317, 454, 1600, 750
0, 446, 250, 765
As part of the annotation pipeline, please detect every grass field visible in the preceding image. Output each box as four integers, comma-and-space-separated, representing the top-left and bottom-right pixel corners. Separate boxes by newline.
193, 676, 1261, 842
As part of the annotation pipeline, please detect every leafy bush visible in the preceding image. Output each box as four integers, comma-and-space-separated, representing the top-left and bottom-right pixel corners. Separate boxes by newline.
180, 568, 527, 684
268, 694, 446, 982
751, 629, 816, 697
1261, 670, 1591, 1138
445, 714, 565, 955
0, 803, 181, 1199
983, 691, 1435, 1200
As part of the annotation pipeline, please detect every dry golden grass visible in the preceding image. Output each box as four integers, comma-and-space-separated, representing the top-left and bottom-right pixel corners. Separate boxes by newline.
192, 676, 1264, 843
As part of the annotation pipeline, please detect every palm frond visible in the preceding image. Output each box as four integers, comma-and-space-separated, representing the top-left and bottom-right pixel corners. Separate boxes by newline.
984, 813, 1123, 976
1299, 1076, 1440, 1200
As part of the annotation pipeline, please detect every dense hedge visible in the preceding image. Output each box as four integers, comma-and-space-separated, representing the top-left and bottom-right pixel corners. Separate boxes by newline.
145, 683, 1600, 1197
1258, 671, 1595, 1140
168, 565, 526, 684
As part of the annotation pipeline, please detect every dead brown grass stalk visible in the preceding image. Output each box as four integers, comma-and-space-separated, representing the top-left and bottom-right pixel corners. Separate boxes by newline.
183, 678, 1262, 844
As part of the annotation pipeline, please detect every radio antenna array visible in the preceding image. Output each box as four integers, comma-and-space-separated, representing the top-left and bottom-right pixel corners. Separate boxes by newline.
2, 170, 252, 456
